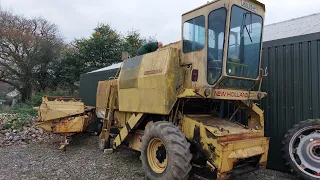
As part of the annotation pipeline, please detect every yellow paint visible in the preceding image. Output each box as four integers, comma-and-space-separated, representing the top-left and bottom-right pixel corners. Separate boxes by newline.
36, 121, 53, 132
36, 96, 95, 134
36, 115, 93, 133
113, 111, 131, 128
147, 138, 168, 173
100, 83, 118, 144
96, 80, 118, 111
38, 97, 84, 122
177, 89, 197, 98
54, 116, 86, 133
113, 113, 144, 148
180, 101, 269, 176
127, 130, 144, 151
118, 48, 180, 115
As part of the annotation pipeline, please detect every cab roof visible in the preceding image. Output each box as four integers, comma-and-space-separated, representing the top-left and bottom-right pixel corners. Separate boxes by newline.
182, 0, 265, 16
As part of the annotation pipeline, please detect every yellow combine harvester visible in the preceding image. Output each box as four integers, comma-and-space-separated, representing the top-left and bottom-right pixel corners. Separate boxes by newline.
96, 0, 268, 179
37, 0, 269, 179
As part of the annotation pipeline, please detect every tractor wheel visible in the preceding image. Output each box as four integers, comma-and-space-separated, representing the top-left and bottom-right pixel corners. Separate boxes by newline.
282, 119, 320, 180
140, 121, 192, 180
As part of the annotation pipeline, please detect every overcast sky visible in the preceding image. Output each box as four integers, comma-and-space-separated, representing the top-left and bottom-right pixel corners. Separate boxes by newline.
1, 0, 319, 44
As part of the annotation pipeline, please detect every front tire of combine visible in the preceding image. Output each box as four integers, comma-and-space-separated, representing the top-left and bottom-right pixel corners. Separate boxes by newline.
140, 121, 192, 180
282, 119, 320, 180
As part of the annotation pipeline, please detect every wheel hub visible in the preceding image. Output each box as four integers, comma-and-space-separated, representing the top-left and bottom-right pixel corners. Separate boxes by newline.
297, 132, 320, 174
147, 138, 168, 174
156, 145, 166, 163
312, 145, 320, 158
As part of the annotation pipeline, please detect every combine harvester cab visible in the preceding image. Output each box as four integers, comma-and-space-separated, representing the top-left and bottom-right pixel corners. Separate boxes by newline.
36, 96, 96, 150
97, 0, 269, 179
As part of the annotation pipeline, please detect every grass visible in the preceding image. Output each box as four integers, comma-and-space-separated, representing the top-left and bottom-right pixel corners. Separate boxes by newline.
0, 104, 36, 130
0, 90, 77, 130
2, 90, 76, 114
2, 114, 32, 130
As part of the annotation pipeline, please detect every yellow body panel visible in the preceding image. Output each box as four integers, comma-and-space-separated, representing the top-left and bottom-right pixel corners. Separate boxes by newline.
38, 97, 84, 122
181, 115, 269, 179
36, 97, 95, 134
118, 48, 180, 114
113, 113, 144, 148
127, 130, 144, 151
96, 79, 118, 111
36, 115, 93, 133
36, 121, 53, 132
53, 116, 85, 133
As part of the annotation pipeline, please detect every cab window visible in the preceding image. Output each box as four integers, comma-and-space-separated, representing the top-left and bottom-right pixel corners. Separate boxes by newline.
183, 16, 205, 53
207, 8, 227, 85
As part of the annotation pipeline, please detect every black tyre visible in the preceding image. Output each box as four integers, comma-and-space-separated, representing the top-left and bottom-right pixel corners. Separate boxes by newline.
282, 119, 320, 180
140, 121, 192, 180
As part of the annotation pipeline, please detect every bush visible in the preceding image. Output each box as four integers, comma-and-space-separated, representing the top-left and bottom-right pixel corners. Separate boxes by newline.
28, 92, 46, 107
0, 105, 12, 113
0, 104, 35, 130
11, 103, 37, 116
2, 114, 32, 129
0, 90, 77, 130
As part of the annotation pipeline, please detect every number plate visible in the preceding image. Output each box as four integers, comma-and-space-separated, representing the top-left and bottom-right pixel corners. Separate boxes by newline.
241, 0, 258, 12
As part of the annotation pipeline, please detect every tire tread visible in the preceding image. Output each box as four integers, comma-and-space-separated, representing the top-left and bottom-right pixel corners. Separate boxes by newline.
140, 121, 192, 180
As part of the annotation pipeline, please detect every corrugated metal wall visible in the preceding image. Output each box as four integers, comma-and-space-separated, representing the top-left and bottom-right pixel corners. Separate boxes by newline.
261, 32, 320, 170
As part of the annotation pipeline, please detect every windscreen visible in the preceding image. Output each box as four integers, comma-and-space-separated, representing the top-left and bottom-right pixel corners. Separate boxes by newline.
207, 8, 227, 85
227, 6, 263, 79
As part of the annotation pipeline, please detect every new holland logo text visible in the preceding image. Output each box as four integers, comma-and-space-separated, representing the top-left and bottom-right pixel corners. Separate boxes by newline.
214, 90, 249, 98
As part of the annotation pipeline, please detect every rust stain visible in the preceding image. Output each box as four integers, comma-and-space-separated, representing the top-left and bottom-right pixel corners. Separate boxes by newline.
143, 69, 163, 75
218, 133, 263, 143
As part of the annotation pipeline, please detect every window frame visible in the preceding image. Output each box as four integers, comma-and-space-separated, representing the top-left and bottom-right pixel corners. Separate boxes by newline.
225, 5, 264, 80
207, 7, 227, 85
182, 15, 206, 53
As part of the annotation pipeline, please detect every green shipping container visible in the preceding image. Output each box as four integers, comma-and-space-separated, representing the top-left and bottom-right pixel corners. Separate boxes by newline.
79, 63, 121, 106
261, 13, 320, 171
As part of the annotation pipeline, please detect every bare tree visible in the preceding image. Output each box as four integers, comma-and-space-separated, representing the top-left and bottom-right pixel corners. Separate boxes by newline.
0, 9, 64, 101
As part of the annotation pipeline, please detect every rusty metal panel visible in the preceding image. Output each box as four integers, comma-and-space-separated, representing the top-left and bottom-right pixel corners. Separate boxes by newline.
260, 32, 320, 171
53, 117, 85, 133
36, 96, 96, 134
38, 97, 84, 121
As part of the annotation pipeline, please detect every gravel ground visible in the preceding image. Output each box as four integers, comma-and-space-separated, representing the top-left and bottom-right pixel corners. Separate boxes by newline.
0, 134, 298, 180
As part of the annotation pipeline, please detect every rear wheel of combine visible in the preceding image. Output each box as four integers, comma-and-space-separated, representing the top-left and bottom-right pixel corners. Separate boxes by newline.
282, 119, 320, 180
140, 121, 192, 180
